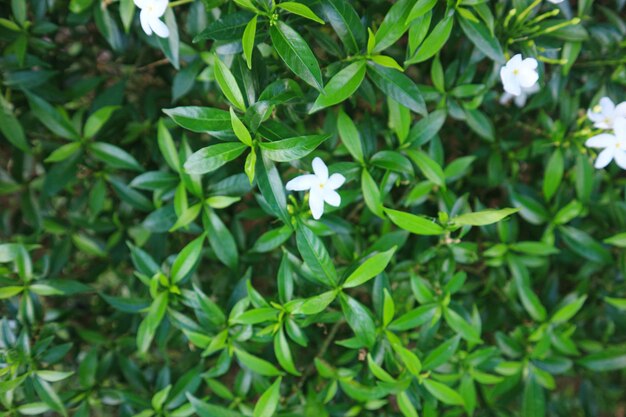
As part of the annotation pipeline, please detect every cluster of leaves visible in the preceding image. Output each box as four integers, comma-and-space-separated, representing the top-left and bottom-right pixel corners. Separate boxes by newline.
2, 0, 626, 416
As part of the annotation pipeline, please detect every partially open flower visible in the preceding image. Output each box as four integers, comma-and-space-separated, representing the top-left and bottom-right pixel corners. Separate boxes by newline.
134, 0, 170, 38
500, 54, 539, 97
286, 157, 345, 220
587, 97, 626, 130
585, 117, 626, 169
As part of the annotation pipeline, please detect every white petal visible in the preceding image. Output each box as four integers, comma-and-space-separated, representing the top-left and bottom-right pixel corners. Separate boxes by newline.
499, 92, 513, 105
508, 54, 522, 67
614, 150, 626, 170
309, 188, 325, 219
326, 173, 345, 190
500, 67, 520, 96
150, 17, 170, 38
312, 157, 328, 182
587, 108, 603, 123
585, 133, 615, 148
518, 68, 539, 88
613, 117, 626, 139
594, 147, 614, 169
140, 11, 153, 35
323, 189, 341, 207
521, 57, 538, 71
286, 174, 318, 191
614, 102, 626, 119
599, 97, 615, 114
547, 0, 563, 3
514, 92, 528, 107
153, 0, 169, 16
134, 0, 149, 9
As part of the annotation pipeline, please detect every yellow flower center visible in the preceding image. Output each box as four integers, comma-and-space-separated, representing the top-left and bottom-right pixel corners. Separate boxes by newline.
513, 69, 519, 75
593, 105, 602, 113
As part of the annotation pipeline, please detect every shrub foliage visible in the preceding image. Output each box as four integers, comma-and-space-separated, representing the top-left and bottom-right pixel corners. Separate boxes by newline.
1, 0, 626, 416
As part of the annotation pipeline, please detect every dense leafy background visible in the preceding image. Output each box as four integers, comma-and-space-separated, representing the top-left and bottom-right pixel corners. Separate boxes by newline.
1, 0, 626, 416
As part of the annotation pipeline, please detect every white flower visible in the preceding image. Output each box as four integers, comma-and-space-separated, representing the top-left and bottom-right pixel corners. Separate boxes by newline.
500, 83, 540, 107
585, 117, 626, 169
134, 0, 170, 38
286, 157, 345, 220
587, 97, 626, 130
547, 0, 564, 3
500, 54, 539, 96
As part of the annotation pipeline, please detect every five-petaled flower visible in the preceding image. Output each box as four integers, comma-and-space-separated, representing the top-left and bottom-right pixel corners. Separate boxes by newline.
286, 157, 345, 220
587, 97, 626, 130
500, 54, 539, 97
585, 117, 626, 169
134, 0, 170, 38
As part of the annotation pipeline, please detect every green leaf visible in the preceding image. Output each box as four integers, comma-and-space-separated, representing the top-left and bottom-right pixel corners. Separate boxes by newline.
274, 329, 300, 375
278, 2, 325, 24
157, 119, 180, 173
550, 295, 587, 324
204, 209, 239, 270
188, 394, 245, 417
423, 335, 461, 370
152, 385, 172, 411
368, 354, 395, 382
543, 149, 564, 201
84, 105, 120, 138
367, 63, 426, 115
194, 11, 254, 42
256, 152, 290, 224
605, 297, 626, 310
373, 0, 414, 52
294, 290, 337, 315
295, 222, 337, 287
509, 255, 547, 322
0, 100, 29, 152
253, 377, 282, 417
392, 343, 422, 376
405, 149, 445, 187
214, 55, 246, 111
235, 348, 283, 376
560, 226, 612, 264
230, 108, 252, 146
406, 0, 437, 23
244, 147, 257, 184
384, 208, 444, 235
0, 286, 24, 299
45, 142, 82, 163
423, 379, 465, 406
33, 376, 67, 417
29, 280, 92, 296
339, 293, 377, 348
270, 21, 324, 91
320, 0, 365, 54
242, 16, 257, 69
406, 14, 454, 64
361, 169, 384, 217
603, 232, 626, 248
337, 110, 364, 163
579, 348, 626, 371
25, 92, 80, 141
90, 142, 143, 171
343, 247, 396, 288
397, 391, 418, 417
171, 233, 205, 282
522, 373, 545, 417
260, 135, 329, 162
184, 142, 248, 175
451, 208, 519, 227
310, 61, 366, 113
457, 13, 504, 63
443, 308, 482, 344
163, 106, 231, 135
406, 109, 447, 146
157, 8, 180, 68
137, 292, 169, 353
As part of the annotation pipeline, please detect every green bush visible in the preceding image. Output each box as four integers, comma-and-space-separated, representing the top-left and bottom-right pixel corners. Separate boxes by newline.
2, 0, 626, 416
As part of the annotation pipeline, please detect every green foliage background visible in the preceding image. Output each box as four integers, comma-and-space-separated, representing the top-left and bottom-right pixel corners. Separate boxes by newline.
1, 0, 626, 416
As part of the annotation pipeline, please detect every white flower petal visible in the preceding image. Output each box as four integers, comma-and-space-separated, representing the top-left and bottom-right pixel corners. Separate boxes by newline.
326, 173, 345, 190
514, 92, 528, 107
309, 188, 325, 219
547, 0, 564, 3
153, 0, 169, 16
599, 97, 615, 114
140, 11, 153, 35
286, 174, 318, 191
150, 17, 170, 38
587, 108, 604, 123
614, 117, 626, 139
614, 150, 626, 170
518, 68, 539, 88
134, 0, 149, 9
585, 133, 616, 148
594, 147, 614, 169
521, 57, 538, 71
509, 54, 522, 67
323, 189, 341, 207
614, 102, 626, 119
500, 67, 520, 96
312, 157, 328, 182
499, 92, 514, 105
